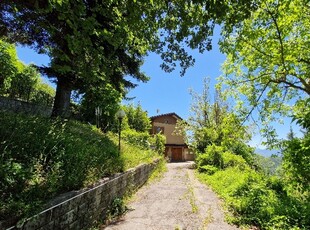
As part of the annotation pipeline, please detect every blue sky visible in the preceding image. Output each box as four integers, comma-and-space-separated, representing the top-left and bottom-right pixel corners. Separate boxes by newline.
16, 30, 224, 120
16, 28, 301, 149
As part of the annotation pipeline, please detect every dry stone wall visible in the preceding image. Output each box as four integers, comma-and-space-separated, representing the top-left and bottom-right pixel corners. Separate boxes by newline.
0, 96, 52, 117
6, 160, 159, 230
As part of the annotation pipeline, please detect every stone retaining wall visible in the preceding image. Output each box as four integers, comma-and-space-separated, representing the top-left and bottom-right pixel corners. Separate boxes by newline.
6, 159, 159, 230
0, 96, 52, 117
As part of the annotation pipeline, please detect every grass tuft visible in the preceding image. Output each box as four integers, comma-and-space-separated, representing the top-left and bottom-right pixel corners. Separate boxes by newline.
0, 110, 160, 224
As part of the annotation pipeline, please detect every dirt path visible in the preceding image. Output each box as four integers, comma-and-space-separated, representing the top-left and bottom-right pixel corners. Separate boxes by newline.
105, 162, 239, 230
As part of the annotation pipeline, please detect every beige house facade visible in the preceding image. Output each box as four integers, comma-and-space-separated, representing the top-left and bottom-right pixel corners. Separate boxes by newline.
150, 113, 195, 162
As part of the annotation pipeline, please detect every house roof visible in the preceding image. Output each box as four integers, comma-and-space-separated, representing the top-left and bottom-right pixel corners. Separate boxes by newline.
150, 112, 183, 121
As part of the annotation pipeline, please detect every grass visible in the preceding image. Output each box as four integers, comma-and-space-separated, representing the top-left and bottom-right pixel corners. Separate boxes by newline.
0, 110, 161, 225
197, 166, 309, 229
185, 172, 199, 214
203, 207, 214, 227
91, 156, 167, 229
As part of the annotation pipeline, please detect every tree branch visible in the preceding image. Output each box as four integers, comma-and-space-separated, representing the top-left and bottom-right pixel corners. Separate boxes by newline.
269, 78, 309, 95
241, 81, 270, 125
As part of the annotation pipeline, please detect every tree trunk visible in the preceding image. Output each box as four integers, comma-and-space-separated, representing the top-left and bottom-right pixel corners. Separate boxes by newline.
51, 77, 72, 118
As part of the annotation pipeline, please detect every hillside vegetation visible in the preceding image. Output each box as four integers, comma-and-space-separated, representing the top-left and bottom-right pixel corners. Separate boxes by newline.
181, 79, 310, 229
0, 110, 162, 224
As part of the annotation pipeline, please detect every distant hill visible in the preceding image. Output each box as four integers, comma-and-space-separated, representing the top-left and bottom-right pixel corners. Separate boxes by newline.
255, 148, 281, 157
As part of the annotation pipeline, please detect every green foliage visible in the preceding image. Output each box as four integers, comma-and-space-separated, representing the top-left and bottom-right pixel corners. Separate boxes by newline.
219, 0, 310, 144
0, 110, 160, 222
198, 165, 218, 175
107, 198, 128, 219
198, 166, 309, 229
8, 65, 38, 101
31, 80, 55, 106
0, 40, 55, 106
222, 151, 247, 169
121, 129, 166, 155
149, 133, 166, 154
0, 40, 18, 93
195, 110, 310, 229
253, 154, 282, 176
122, 103, 151, 133
182, 78, 252, 159
79, 83, 121, 131
196, 144, 224, 170
122, 129, 150, 149
282, 106, 310, 194
197, 144, 247, 172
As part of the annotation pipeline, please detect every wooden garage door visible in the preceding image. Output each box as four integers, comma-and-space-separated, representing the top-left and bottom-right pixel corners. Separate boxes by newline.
171, 148, 183, 161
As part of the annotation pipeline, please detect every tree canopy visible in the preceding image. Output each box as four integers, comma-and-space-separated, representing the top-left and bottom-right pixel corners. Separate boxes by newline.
219, 0, 310, 143
0, 0, 256, 117
0, 40, 55, 105
176, 78, 253, 163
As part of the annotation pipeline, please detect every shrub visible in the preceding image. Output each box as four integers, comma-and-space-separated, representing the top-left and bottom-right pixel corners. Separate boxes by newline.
198, 165, 310, 229
197, 144, 247, 171
222, 151, 247, 169
0, 110, 160, 223
226, 141, 255, 166
149, 133, 166, 154
122, 129, 150, 149
198, 165, 219, 175
196, 144, 224, 169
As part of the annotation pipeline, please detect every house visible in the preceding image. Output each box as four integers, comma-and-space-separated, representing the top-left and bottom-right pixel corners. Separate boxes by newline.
150, 113, 195, 162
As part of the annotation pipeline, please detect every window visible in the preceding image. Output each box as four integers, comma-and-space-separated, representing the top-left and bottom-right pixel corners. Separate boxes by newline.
154, 126, 164, 134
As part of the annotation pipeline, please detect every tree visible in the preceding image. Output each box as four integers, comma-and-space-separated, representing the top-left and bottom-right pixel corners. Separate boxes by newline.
0, 40, 51, 104
0, 40, 19, 94
31, 80, 55, 107
219, 0, 310, 144
178, 78, 252, 160
79, 81, 122, 132
123, 103, 151, 133
9, 65, 38, 101
0, 0, 257, 118
1, 1, 152, 117
281, 99, 310, 194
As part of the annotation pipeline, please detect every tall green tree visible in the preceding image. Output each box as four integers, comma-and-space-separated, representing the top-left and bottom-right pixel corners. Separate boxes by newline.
0, 40, 19, 94
1, 1, 152, 117
219, 0, 310, 144
8, 65, 38, 101
178, 78, 252, 160
281, 99, 310, 194
0, 0, 257, 118
123, 103, 151, 133
79, 81, 122, 132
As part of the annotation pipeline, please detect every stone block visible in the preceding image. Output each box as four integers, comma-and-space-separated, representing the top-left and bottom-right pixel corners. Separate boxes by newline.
37, 221, 54, 230
77, 202, 88, 217
22, 209, 53, 230
57, 208, 78, 229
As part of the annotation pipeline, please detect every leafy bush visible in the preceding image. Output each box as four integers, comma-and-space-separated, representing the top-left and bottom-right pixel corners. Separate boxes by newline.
122, 103, 151, 132
198, 165, 218, 175
198, 166, 310, 229
226, 141, 255, 166
197, 144, 247, 172
196, 144, 224, 169
149, 133, 166, 154
222, 151, 247, 169
122, 129, 150, 149
0, 110, 160, 223
107, 198, 128, 218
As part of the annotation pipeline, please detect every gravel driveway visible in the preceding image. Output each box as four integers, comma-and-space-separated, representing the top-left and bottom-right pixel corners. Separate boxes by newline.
104, 162, 239, 230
